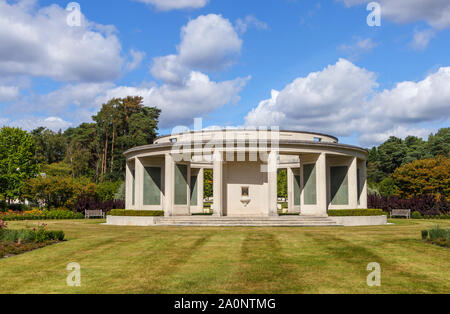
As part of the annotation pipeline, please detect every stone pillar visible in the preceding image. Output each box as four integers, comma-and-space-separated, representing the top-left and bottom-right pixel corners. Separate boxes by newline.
125, 161, 133, 209
198, 168, 205, 212
360, 160, 368, 209
164, 154, 174, 217
287, 167, 294, 212
267, 151, 279, 217
135, 157, 144, 211
316, 153, 328, 217
213, 151, 223, 217
349, 157, 359, 209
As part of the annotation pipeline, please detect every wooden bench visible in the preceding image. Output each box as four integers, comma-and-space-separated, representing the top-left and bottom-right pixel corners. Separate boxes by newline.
85, 210, 105, 219
390, 209, 411, 219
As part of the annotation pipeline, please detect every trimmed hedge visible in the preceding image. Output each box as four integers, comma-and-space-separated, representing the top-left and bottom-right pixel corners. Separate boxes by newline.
109, 209, 164, 217
328, 209, 385, 217
0, 210, 84, 221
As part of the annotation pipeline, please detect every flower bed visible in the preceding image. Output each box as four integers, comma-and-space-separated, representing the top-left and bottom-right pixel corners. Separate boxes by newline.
0, 210, 84, 221
0, 221, 65, 258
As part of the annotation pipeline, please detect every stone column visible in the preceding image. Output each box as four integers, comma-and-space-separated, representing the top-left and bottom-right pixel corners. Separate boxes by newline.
125, 161, 133, 209
287, 167, 294, 212
135, 157, 144, 211
198, 168, 205, 212
267, 151, 279, 217
316, 153, 328, 217
349, 157, 359, 209
164, 154, 174, 217
213, 151, 223, 217
360, 160, 368, 209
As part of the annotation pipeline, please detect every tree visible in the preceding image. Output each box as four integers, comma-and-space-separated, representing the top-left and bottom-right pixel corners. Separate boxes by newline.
391, 157, 450, 200
204, 169, 213, 199
23, 176, 97, 210
0, 127, 39, 203
378, 136, 407, 175
277, 169, 287, 199
92, 97, 161, 181
31, 127, 67, 164
428, 128, 449, 158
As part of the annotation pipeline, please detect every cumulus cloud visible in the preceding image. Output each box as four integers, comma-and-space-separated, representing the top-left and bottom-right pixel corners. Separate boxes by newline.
0, 0, 124, 82
178, 14, 242, 71
245, 59, 450, 146
340, 0, 450, 29
2, 11, 249, 131
8, 116, 72, 131
135, 0, 209, 11
98, 73, 249, 128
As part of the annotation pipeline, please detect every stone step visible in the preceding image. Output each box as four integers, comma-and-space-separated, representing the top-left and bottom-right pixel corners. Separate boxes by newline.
156, 217, 340, 227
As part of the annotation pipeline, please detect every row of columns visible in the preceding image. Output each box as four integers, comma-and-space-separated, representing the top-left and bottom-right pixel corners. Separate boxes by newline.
127, 152, 368, 217
285, 153, 368, 215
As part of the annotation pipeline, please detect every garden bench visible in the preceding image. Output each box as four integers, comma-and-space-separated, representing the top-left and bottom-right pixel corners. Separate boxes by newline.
85, 210, 105, 219
390, 209, 411, 219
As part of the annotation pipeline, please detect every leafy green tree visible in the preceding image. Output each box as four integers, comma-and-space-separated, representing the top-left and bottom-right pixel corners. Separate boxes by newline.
23, 176, 97, 210
391, 157, 449, 200
404, 136, 431, 164
277, 169, 287, 199
0, 127, 39, 203
367, 147, 385, 184
92, 97, 161, 181
31, 127, 67, 164
428, 128, 449, 158
378, 137, 407, 175
97, 180, 123, 201
204, 169, 213, 199
378, 177, 396, 198
40, 162, 72, 177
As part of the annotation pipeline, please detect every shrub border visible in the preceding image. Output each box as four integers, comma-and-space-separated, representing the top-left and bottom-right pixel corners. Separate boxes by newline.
109, 209, 164, 217
328, 209, 385, 217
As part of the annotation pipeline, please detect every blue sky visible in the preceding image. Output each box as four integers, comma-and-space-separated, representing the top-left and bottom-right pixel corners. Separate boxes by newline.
0, 0, 449, 147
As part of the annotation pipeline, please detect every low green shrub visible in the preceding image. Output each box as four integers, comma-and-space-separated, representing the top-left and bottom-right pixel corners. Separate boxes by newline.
0, 224, 65, 244
0, 210, 84, 221
109, 209, 164, 217
422, 226, 450, 248
328, 209, 385, 217
412, 211, 422, 219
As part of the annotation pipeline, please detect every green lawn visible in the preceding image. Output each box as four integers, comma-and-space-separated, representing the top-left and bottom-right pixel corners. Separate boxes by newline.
0, 219, 449, 294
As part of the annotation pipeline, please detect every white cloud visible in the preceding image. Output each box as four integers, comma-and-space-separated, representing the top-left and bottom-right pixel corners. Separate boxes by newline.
0, 0, 123, 82
235, 15, 269, 34
135, 0, 209, 11
338, 38, 378, 60
151, 54, 190, 85
98, 73, 250, 128
2, 11, 249, 131
340, 0, 450, 29
3, 72, 249, 130
0, 85, 19, 102
177, 14, 242, 71
245, 59, 450, 146
411, 29, 435, 50
126, 50, 146, 71
9, 116, 72, 131
151, 14, 243, 83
